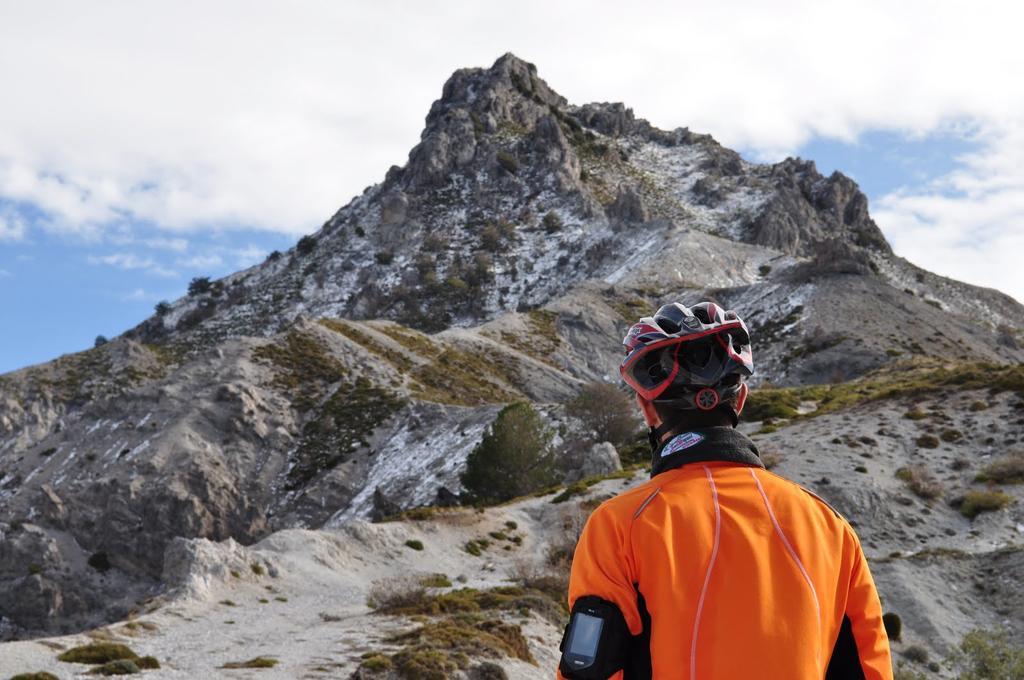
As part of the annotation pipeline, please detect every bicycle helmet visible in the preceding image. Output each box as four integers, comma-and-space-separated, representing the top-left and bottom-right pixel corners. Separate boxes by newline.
620, 302, 753, 415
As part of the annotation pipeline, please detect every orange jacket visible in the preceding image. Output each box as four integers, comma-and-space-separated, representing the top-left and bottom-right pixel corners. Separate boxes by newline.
563, 439, 892, 679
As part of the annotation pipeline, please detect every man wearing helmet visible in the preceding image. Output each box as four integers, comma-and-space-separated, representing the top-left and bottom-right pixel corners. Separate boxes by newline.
558, 302, 892, 679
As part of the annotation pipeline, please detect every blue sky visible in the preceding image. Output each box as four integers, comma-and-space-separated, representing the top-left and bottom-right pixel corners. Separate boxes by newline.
1, 1, 1022, 374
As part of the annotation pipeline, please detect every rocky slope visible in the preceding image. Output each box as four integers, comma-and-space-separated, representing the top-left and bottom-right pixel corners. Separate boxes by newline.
1, 385, 1021, 678
1, 52, 1022, 663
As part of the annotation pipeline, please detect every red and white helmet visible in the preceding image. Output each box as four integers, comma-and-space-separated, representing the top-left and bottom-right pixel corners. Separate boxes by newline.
620, 302, 753, 412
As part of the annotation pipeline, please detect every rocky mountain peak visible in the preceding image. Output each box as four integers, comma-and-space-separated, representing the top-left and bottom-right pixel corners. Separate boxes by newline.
1, 54, 1022, 646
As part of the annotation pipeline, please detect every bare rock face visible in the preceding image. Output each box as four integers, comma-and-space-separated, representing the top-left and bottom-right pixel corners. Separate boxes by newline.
606, 185, 649, 225
564, 441, 622, 483
745, 159, 891, 256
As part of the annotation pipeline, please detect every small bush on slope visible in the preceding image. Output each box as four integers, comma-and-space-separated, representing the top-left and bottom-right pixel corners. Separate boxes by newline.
566, 381, 638, 446
976, 451, 1024, 485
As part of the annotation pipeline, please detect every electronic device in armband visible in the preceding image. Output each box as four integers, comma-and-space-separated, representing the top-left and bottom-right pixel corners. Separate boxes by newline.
558, 596, 629, 679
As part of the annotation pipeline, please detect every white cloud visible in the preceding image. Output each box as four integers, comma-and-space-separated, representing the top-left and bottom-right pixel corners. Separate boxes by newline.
143, 237, 189, 252
874, 123, 1024, 303
176, 253, 224, 270
234, 245, 267, 268
0, 214, 26, 242
87, 252, 178, 278
122, 287, 148, 301
0, 268, 11, 278
1, 1, 1023, 298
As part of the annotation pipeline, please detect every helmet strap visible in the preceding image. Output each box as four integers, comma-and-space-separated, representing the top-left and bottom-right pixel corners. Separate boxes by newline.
648, 422, 676, 454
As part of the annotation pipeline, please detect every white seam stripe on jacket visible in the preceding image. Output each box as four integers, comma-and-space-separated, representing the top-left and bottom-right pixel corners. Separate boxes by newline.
691, 465, 721, 679
633, 487, 661, 519
749, 468, 823, 668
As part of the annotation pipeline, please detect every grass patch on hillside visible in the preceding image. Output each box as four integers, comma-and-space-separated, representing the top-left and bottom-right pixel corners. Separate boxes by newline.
286, 377, 405, 489
357, 613, 534, 678
367, 580, 564, 624
955, 489, 1014, 519
220, 657, 278, 669
493, 310, 563, 368
87, 659, 140, 675
319, 319, 415, 372
742, 360, 1024, 430
252, 329, 346, 411
58, 643, 138, 665
410, 348, 521, 406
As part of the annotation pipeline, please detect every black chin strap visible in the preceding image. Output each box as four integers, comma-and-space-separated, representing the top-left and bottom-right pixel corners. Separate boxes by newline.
648, 423, 676, 454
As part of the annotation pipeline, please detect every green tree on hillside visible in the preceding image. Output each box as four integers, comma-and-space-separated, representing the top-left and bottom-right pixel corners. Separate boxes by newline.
461, 402, 558, 504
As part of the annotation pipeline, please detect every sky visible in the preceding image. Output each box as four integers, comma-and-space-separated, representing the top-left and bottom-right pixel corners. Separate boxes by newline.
1, 0, 1022, 373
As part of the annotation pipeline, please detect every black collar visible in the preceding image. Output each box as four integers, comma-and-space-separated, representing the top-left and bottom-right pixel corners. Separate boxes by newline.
651, 426, 763, 478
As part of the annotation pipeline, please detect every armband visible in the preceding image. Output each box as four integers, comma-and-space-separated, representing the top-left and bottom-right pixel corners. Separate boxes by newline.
558, 596, 630, 679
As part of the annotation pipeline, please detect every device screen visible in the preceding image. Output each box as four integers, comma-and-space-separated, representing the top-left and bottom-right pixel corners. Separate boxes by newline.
566, 612, 604, 665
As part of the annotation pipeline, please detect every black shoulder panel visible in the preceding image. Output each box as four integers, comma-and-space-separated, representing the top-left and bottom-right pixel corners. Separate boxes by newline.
624, 584, 652, 680
825, 615, 867, 680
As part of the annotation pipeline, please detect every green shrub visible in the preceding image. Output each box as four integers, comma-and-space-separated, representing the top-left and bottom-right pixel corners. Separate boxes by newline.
902, 645, 929, 663
250, 562, 264, 576
957, 490, 1013, 519
894, 465, 943, 500
296, 235, 317, 255
375, 250, 394, 265
87, 659, 140, 675
504, 520, 518, 530
405, 539, 425, 551
464, 539, 490, 556
471, 660, 509, 679
976, 451, 1024, 484
359, 653, 393, 671
542, 210, 563, 233
758, 264, 772, 276
40, 447, 57, 457
460, 403, 558, 504
10, 673, 60, 680
969, 400, 989, 412
915, 434, 940, 449
882, 612, 902, 642
58, 643, 138, 664
948, 628, 1024, 679
135, 656, 160, 670
496, 151, 518, 174
940, 428, 963, 443
903, 409, 928, 420
187, 277, 212, 296
220, 657, 278, 669
420, 573, 452, 588
480, 225, 502, 252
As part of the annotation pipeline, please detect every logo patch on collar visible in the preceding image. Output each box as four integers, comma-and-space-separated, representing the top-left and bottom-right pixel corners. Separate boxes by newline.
661, 432, 705, 457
